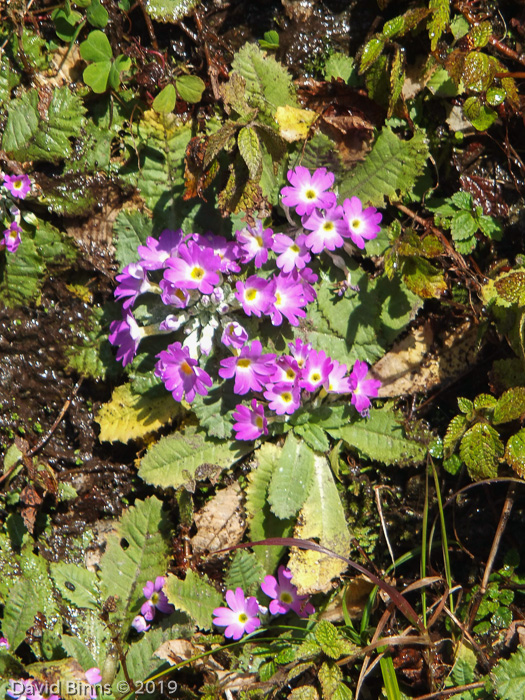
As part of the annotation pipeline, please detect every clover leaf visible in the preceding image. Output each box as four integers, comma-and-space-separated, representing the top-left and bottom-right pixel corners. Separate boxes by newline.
79, 30, 131, 94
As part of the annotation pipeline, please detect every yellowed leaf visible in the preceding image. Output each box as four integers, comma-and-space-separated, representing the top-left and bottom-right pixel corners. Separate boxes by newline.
275, 105, 317, 142
96, 383, 178, 443
371, 320, 479, 397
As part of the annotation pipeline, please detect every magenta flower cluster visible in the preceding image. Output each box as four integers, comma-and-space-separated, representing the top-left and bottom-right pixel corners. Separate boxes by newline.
131, 576, 174, 633
1, 173, 31, 254
212, 566, 314, 640
108, 167, 382, 437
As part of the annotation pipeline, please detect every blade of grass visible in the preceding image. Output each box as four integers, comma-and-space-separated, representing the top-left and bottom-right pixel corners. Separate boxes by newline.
429, 458, 454, 613
379, 653, 402, 700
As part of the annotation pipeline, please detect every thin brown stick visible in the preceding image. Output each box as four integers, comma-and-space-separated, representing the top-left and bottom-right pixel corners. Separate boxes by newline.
467, 483, 516, 629
27, 377, 84, 457
413, 681, 486, 700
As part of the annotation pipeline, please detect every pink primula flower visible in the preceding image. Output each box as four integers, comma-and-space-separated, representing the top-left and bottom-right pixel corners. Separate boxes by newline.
109, 311, 144, 366
212, 587, 261, 640
234, 276, 275, 317
3, 221, 22, 253
235, 220, 273, 268
221, 321, 248, 350
281, 167, 336, 216
164, 241, 221, 294
341, 196, 382, 249
261, 566, 315, 617
268, 273, 307, 327
300, 349, 333, 392
219, 340, 276, 394
348, 360, 381, 415
138, 229, 183, 270
114, 262, 154, 309
232, 399, 268, 441
302, 204, 346, 253
264, 382, 301, 415
272, 233, 311, 273
141, 576, 174, 621
3, 173, 31, 199
271, 355, 300, 385
324, 358, 352, 394
155, 342, 213, 403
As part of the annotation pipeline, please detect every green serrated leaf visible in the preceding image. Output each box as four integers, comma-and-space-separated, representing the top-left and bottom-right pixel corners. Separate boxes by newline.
505, 429, 525, 478
463, 96, 497, 131
3, 87, 86, 163
293, 424, 330, 452
289, 687, 319, 700
246, 443, 294, 574
191, 384, 236, 439
318, 660, 343, 700
122, 111, 192, 226
401, 256, 447, 299
50, 562, 100, 610
60, 636, 97, 672
360, 36, 385, 73
492, 647, 525, 700
139, 425, 251, 489
428, 0, 450, 51
225, 550, 265, 595
458, 397, 474, 414
459, 423, 504, 480
339, 126, 429, 207
327, 408, 427, 466
314, 621, 346, 659
231, 42, 298, 118
144, 0, 200, 22
165, 570, 222, 630
175, 74, 205, 103
493, 387, 525, 424
388, 47, 404, 117
237, 125, 262, 179
99, 496, 170, 631
324, 53, 355, 83
268, 432, 316, 519
3, 579, 40, 650
96, 383, 178, 443
0, 234, 44, 307
113, 210, 153, 268
474, 394, 497, 411
289, 452, 351, 593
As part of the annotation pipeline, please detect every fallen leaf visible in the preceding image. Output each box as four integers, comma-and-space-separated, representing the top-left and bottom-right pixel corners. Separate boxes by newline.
371, 320, 480, 397
191, 483, 245, 555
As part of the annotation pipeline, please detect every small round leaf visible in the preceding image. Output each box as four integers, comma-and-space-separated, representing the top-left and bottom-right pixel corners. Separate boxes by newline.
175, 75, 205, 103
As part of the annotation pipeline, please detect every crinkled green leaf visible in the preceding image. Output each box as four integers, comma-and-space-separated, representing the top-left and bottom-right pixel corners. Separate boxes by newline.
289, 453, 351, 593
319, 661, 343, 699
314, 621, 356, 659
225, 550, 265, 596
231, 42, 298, 118
388, 47, 404, 117
0, 55, 20, 103
268, 432, 316, 519
324, 53, 356, 83
3, 579, 40, 650
246, 443, 294, 574
99, 496, 171, 630
360, 36, 385, 73
237, 125, 262, 179
191, 383, 236, 439
293, 424, 330, 452
139, 425, 251, 489
493, 387, 525, 425
463, 96, 497, 131
114, 209, 153, 268
50, 562, 100, 610
122, 111, 192, 226
165, 570, 222, 630
60, 636, 97, 672
328, 408, 427, 466
144, 0, 200, 22
505, 429, 525, 478
0, 235, 44, 306
3, 87, 86, 163
339, 126, 429, 207
492, 647, 525, 700
428, 0, 450, 50
460, 423, 504, 480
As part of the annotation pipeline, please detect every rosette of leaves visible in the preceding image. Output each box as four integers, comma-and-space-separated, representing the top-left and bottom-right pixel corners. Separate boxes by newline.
444, 388, 525, 480
426, 191, 502, 255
